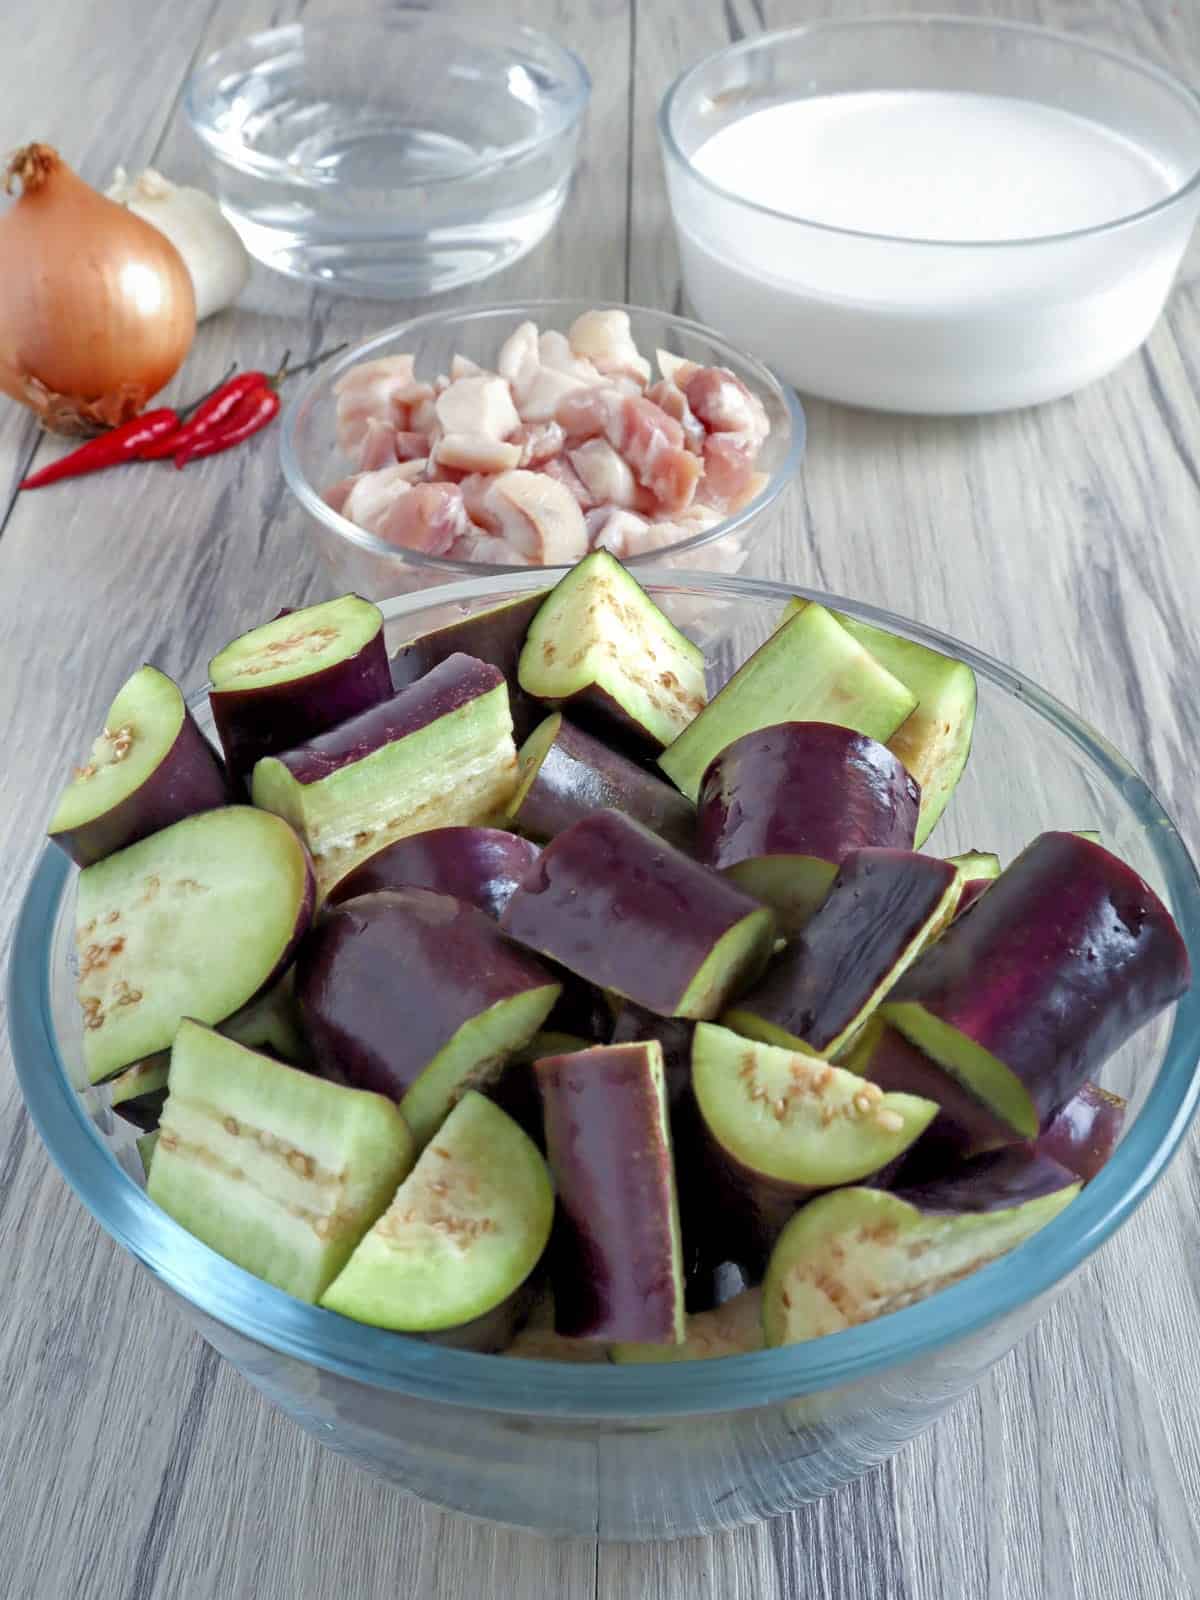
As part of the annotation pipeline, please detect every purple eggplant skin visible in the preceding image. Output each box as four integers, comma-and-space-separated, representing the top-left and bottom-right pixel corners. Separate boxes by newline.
513, 714, 696, 851
326, 826, 541, 919
727, 849, 958, 1055
1035, 1081, 1126, 1183
500, 810, 776, 1020
210, 623, 392, 784
543, 968, 616, 1042
955, 877, 994, 918
850, 1018, 1016, 1163
390, 591, 548, 739
262, 654, 505, 788
884, 832, 1191, 1136
894, 1146, 1080, 1216
610, 1002, 695, 1113
294, 888, 559, 1100
112, 1087, 167, 1133
537, 1042, 684, 1343
51, 707, 231, 868
697, 721, 919, 874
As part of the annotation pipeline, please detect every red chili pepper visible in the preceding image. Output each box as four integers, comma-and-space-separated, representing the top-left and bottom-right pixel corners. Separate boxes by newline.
19, 410, 181, 489
148, 343, 346, 462
138, 372, 268, 460
173, 385, 280, 468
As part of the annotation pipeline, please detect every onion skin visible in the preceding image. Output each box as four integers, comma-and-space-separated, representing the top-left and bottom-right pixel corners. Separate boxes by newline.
0, 144, 195, 434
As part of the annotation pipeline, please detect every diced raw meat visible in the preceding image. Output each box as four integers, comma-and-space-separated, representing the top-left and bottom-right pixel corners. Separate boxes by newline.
447, 526, 534, 566
334, 356, 435, 456
358, 416, 398, 472
517, 365, 596, 424
393, 458, 430, 483
498, 321, 541, 390
538, 330, 602, 382
479, 470, 588, 564
585, 506, 652, 557
568, 310, 652, 387
394, 430, 431, 462
647, 379, 705, 455
410, 393, 438, 434
697, 434, 758, 513
513, 420, 565, 468
556, 386, 701, 515
450, 353, 485, 380
434, 434, 523, 474
683, 366, 770, 452
435, 374, 520, 440
656, 349, 699, 388
342, 468, 470, 556
324, 474, 359, 516
540, 451, 596, 509
569, 438, 637, 508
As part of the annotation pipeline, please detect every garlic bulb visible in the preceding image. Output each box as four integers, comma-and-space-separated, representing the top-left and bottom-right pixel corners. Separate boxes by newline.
106, 167, 249, 321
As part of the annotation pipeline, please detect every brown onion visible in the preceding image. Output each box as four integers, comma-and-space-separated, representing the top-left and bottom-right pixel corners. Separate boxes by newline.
0, 144, 196, 434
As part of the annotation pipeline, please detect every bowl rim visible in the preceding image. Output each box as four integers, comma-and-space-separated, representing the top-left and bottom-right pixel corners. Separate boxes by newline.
184, 11, 592, 187
11, 568, 1200, 1418
278, 299, 807, 577
659, 13, 1200, 251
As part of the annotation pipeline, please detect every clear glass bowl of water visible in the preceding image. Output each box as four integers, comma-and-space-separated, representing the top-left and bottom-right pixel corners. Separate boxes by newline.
10, 572, 1200, 1539
185, 14, 590, 298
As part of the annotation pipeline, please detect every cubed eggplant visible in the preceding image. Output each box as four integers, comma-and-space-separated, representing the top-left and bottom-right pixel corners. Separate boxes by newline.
841, 1016, 1015, 1164
294, 888, 561, 1147
762, 1149, 1080, 1344
517, 551, 708, 755
686, 1022, 937, 1272
659, 601, 917, 802
724, 849, 959, 1059
502, 1292, 613, 1363
609, 1002, 695, 1111
76, 806, 315, 1083
507, 713, 696, 851
696, 722, 920, 930
149, 1021, 414, 1303
782, 600, 978, 846
208, 594, 392, 783
500, 810, 777, 1020
945, 850, 1002, 918
536, 1041, 686, 1343
136, 1130, 158, 1180
217, 973, 310, 1065
109, 1054, 169, 1131
882, 832, 1190, 1139
251, 653, 519, 897
390, 590, 548, 739
610, 1287, 765, 1364
321, 1092, 553, 1333
49, 665, 229, 867
326, 825, 541, 919
1035, 1081, 1126, 1182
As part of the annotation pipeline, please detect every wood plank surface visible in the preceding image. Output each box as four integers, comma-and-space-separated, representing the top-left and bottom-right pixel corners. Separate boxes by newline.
3, 0, 1200, 1595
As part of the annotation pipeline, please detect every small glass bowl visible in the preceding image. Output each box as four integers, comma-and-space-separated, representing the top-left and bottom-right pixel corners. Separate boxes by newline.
280, 300, 806, 599
185, 14, 590, 298
10, 572, 1200, 1540
660, 16, 1200, 413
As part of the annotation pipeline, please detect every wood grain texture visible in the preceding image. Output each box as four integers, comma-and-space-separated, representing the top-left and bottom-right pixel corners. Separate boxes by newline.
3, 0, 1200, 1595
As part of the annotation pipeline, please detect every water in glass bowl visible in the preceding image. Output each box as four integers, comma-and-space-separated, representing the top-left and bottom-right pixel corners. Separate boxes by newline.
187, 19, 589, 298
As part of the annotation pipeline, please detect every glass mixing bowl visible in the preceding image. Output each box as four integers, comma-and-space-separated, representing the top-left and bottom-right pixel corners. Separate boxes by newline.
10, 571, 1200, 1541
280, 301, 806, 599
185, 14, 590, 298
660, 16, 1200, 413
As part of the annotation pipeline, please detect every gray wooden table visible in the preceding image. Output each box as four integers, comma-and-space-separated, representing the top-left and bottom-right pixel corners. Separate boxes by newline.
4, 1, 1200, 1594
